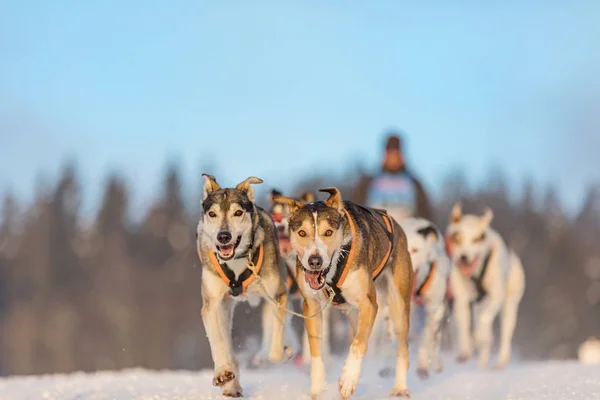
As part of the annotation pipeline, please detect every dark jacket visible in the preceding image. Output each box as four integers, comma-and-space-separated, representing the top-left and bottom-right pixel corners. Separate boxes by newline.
354, 168, 432, 221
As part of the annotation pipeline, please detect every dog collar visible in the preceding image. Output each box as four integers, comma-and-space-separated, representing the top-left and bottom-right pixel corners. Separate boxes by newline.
323, 206, 394, 306
197, 243, 264, 297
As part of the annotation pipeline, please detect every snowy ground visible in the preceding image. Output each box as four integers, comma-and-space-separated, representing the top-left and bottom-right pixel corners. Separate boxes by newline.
1, 354, 600, 400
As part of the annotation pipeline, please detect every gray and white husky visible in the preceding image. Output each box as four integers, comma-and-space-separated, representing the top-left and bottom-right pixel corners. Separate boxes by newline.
197, 174, 291, 397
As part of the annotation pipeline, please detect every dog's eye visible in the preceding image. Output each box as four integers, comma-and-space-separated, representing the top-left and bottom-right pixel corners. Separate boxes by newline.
208, 211, 217, 218
473, 233, 486, 243
298, 230, 306, 237
324, 229, 333, 237
234, 210, 243, 217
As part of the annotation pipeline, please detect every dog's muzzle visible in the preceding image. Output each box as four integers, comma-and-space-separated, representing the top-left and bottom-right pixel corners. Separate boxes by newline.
216, 235, 242, 261
302, 256, 330, 291
457, 255, 478, 277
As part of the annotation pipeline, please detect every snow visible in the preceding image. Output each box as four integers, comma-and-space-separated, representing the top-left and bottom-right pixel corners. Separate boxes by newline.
1, 355, 600, 400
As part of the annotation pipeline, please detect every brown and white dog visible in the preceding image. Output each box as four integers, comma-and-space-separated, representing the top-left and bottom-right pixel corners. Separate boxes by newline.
269, 189, 333, 367
275, 188, 414, 399
197, 175, 290, 397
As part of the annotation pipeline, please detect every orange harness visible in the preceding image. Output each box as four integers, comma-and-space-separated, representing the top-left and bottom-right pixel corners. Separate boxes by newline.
323, 207, 394, 306
197, 243, 264, 297
412, 261, 436, 305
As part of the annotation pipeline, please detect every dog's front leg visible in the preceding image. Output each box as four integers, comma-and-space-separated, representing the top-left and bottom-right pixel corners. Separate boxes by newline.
453, 296, 472, 363
321, 306, 332, 366
304, 298, 325, 399
250, 301, 274, 368
201, 290, 240, 395
267, 284, 289, 363
474, 294, 503, 369
339, 292, 377, 400
417, 301, 445, 379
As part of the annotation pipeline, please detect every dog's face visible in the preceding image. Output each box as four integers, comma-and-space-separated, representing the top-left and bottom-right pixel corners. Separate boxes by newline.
274, 188, 346, 291
199, 174, 262, 261
269, 190, 315, 257
401, 218, 440, 281
445, 203, 494, 278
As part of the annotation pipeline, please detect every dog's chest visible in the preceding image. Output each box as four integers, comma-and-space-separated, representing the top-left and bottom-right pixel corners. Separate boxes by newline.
223, 257, 249, 280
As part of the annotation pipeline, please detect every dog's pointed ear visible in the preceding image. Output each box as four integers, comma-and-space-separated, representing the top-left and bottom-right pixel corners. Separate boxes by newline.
273, 195, 303, 214
481, 207, 493, 228
270, 189, 283, 203
319, 187, 343, 213
235, 176, 263, 202
450, 202, 462, 224
417, 225, 440, 243
202, 174, 220, 200
300, 191, 315, 204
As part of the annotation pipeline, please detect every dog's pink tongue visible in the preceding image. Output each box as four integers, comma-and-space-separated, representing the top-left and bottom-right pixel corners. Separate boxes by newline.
279, 237, 291, 255
304, 270, 323, 290
220, 245, 234, 257
458, 258, 478, 277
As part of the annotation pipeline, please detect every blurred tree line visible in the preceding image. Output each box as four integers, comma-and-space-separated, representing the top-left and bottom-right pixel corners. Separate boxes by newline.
0, 161, 599, 375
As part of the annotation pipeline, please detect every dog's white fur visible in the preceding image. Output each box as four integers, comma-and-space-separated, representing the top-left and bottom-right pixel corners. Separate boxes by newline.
446, 203, 525, 369
578, 337, 600, 365
372, 217, 451, 378
400, 217, 450, 377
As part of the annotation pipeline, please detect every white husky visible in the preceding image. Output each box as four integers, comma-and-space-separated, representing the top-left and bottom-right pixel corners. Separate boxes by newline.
400, 217, 451, 378
445, 203, 525, 369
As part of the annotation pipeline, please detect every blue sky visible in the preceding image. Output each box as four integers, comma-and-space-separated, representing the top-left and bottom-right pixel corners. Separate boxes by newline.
1, 1, 599, 219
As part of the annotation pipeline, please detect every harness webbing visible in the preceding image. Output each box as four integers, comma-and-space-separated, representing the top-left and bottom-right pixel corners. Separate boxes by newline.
197, 243, 264, 297
322, 207, 395, 306
471, 250, 492, 303
414, 260, 437, 299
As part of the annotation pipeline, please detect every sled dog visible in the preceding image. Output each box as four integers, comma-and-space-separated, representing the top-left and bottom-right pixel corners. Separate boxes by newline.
275, 188, 413, 399
445, 203, 525, 369
197, 175, 290, 397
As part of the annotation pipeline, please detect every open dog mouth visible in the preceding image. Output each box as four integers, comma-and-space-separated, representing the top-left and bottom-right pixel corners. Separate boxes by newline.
279, 236, 292, 256
457, 257, 478, 277
302, 266, 330, 290
217, 236, 242, 260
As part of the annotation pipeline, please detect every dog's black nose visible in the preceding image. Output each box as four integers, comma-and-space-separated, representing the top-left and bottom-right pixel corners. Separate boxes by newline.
308, 254, 323, 269
459, 254, 469, 264
217, 231, 232, 244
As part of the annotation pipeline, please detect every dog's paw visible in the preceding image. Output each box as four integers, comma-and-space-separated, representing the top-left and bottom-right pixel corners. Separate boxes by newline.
456, 354, 471, 364
378, 367, 394, 378
416, 368, 429, 380
493, 355, 509, 370
492, 362, 507, 371
338, 372, 359, 399
282, 345, 295, 362
222, 380, 243, 397
247, 355, 269, 370
212, 367, 235, 387
433, 362, 444, 373
390, 386, 410, 397
309, 357, 326, 396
